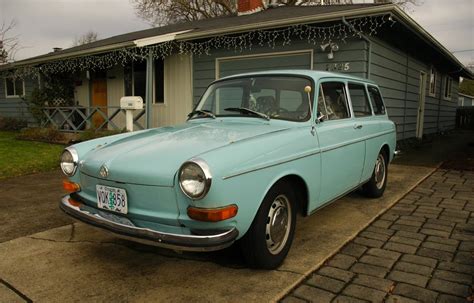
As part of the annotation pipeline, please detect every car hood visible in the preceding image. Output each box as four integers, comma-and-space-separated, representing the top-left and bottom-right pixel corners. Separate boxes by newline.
80, 120, 291, 186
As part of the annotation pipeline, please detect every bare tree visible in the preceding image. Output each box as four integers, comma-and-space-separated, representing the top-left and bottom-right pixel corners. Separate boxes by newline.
72, 31, 99, 47
132, 0, 421, 26
0, 19, 20, 64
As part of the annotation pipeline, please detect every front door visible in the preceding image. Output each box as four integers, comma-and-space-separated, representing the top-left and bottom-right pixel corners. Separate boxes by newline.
314, 80, 366, 207
91, 78, 108, 128
416, 71, 427, 139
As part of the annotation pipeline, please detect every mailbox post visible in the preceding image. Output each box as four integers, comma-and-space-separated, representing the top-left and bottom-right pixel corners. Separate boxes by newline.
120, 96, 144, 132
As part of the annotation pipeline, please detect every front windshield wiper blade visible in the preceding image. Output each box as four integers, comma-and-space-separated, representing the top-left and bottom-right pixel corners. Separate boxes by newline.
224, 107, 270, 121
187, 110, 216, 119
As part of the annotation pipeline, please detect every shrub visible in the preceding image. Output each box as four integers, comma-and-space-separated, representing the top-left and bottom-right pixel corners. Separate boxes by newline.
0, 117, 28, 131
17, 127, 65, 143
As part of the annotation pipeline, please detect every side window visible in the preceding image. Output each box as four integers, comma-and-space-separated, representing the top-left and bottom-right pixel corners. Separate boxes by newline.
318, 82, 350, 121
367, 86, 386, 115
348, 83, 372, 117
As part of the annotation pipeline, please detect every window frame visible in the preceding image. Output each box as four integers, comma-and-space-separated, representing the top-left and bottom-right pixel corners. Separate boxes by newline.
4, 78, 25, 98
443, 76, 453, 101
366, 84, 386, 116
316, 79, 352, 122
347, 81, 374, 118
428, 66, 437, 97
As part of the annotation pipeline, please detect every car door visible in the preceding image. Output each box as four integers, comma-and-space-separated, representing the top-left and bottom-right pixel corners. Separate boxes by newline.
314, 80, 366, 206
347, 82, 378, 183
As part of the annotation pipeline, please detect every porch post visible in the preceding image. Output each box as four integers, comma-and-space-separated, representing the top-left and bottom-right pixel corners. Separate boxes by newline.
145, 50, 153, 128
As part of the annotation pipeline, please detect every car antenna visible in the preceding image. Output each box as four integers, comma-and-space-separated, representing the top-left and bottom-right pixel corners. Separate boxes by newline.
305, 85, 315, 136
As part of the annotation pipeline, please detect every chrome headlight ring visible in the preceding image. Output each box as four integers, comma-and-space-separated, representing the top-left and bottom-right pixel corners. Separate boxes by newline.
60, 147, 79, 176
178, 158, 212, 200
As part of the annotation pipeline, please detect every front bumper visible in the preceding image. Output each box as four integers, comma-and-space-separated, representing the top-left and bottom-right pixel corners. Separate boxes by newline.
60, 195, 238, 252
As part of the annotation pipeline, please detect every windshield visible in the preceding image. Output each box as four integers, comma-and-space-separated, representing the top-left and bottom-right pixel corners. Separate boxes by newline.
195, 76, 313, 122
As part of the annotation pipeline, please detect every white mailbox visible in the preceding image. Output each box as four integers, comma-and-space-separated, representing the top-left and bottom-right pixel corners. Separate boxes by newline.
120, 96, 144, 131
120, 96, 143, 110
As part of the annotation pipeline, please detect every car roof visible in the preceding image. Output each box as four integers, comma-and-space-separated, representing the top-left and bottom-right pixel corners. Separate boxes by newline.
219, 70, 378, 85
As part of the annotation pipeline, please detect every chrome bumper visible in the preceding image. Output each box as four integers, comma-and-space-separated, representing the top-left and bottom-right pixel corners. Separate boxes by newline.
60, 195, 238, 252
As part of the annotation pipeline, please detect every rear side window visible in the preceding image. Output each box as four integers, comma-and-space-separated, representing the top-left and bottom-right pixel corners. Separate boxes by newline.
367, 86, 386, 115
317, 82, 350, 121
348, 83, 372, 117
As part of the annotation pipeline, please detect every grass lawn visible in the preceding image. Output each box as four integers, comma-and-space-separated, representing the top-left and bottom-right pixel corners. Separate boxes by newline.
0, 131, 64, 179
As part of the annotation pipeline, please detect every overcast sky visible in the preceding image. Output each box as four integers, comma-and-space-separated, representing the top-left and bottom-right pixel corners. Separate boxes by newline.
1, 0, 473, 65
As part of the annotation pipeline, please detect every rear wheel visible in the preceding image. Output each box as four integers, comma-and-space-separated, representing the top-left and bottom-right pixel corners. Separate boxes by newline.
362, 150, 388, 198
240, 181, 296, 269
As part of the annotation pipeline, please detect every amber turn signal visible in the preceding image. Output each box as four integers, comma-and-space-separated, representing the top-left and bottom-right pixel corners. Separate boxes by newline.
63, 180, 81, 193
187, 205, 238, 222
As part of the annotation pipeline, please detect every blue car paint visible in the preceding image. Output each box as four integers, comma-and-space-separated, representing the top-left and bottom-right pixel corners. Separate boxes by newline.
65, 70, 396, 241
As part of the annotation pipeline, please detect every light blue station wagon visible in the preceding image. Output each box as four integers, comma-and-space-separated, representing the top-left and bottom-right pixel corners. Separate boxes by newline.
60, 70, 396, 269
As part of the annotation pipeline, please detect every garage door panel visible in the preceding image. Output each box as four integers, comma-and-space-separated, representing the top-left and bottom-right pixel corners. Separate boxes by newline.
218, 52, 312, 79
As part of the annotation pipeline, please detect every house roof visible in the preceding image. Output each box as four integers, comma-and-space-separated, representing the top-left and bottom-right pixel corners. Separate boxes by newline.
1, 3, 472, 79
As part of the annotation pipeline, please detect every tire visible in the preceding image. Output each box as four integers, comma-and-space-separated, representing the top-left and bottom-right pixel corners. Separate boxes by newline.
362, 150, 388, 198
240, 181, 297, 269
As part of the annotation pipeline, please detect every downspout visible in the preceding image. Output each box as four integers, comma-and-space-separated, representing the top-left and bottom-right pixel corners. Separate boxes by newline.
145, 50, 153, 128
342, 16, 371, 79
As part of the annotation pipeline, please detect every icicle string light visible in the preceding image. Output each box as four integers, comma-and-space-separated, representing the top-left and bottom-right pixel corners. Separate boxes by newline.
4, 14, 393, 79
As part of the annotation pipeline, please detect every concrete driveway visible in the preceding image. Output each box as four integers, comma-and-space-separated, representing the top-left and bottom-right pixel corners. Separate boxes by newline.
0, 164, 435, 302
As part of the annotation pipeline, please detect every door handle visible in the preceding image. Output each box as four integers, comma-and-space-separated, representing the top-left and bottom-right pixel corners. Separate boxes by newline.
354, 124, 363, 129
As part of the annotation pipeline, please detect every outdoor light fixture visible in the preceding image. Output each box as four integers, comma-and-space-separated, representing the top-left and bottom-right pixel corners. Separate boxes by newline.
321, 42, 339, 60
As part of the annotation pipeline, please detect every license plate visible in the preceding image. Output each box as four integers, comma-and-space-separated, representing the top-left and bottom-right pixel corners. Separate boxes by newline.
96, 185, 128, 214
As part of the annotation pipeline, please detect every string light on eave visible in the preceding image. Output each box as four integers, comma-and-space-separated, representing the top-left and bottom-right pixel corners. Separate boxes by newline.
3, 14, 394, 79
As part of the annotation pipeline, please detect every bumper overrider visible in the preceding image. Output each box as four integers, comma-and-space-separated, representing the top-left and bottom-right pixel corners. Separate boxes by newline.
60, 195, 239, 252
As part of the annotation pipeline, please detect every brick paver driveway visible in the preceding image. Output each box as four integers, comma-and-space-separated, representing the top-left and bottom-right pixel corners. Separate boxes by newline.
282, 168, 473, 303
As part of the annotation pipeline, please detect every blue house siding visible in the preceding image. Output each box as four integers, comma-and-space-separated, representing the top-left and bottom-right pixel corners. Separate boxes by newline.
193, 38, 367, 105
0, 77, 37, 124
369, 37, 459, 140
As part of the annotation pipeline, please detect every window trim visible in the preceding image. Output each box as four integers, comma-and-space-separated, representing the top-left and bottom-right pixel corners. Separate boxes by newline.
316, 79, 352, 122
428, 66, 437, 97
366, 84, 387, 116
4, 77, 26, 98
347, 81, 374, 118
443, 76, 453, 101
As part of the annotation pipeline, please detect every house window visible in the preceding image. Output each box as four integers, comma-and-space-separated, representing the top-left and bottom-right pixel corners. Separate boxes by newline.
124, 59, 165, 104
429, 67, 437, 97
444, 76, 452, 100
5, 78, 24, 97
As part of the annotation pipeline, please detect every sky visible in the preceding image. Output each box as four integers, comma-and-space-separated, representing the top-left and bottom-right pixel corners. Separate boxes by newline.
1, 0, 473, 66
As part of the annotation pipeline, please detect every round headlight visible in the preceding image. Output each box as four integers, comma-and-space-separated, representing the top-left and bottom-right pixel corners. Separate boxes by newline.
179, 159, 212, 200
60, 148, 78, 176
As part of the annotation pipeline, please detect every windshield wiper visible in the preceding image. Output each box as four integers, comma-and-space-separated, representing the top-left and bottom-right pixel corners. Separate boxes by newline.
187, 109, 216, 119
224, 107, 270, 121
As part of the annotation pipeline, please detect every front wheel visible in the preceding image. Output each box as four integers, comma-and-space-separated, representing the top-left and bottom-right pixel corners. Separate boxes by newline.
362, 150, 388, 198
240, 181, 296, 269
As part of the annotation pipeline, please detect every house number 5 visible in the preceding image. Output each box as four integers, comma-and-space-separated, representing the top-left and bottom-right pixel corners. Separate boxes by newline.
326, 63, 350, 71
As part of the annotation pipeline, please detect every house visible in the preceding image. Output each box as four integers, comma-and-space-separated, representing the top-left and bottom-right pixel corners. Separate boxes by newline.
458, 93, 474, 107
0, 1, 472, 140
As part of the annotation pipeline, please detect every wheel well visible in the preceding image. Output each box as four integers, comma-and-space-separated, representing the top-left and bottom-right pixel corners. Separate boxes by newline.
381, 144, 390, 161
276, 175, 309, 216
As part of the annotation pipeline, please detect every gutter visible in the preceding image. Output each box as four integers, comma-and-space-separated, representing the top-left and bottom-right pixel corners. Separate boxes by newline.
390, 6, 473, 79
342, 16, 371, 79
177, 4, 398, 41
0, 41, 135, 71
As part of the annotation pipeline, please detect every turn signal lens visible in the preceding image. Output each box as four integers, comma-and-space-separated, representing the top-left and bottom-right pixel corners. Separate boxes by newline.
187, 205, 238, 222
63, 180, 81, 193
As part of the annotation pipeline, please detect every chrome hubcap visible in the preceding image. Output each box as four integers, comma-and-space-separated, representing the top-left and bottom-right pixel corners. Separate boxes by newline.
265, 194, 291, 255
374, 154, 386, 189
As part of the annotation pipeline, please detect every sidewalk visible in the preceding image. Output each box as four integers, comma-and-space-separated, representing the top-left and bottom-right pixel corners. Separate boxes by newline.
282, 168, 474, 303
